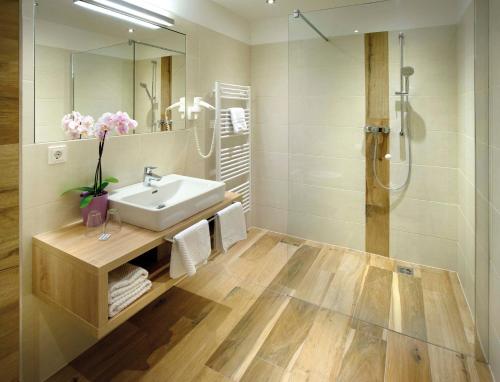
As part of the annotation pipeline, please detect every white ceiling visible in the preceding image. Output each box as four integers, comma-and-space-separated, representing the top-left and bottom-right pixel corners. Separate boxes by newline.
211, 0, 388, 21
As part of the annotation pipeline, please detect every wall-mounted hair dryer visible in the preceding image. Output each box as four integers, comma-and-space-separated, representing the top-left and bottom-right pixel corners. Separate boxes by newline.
188, 97, 215, 120
165, 97, 186, 119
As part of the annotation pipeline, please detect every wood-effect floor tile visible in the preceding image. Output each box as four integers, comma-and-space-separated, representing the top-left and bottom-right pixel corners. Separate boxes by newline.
421, 268, 472, 354
205, 289, 290, 380
321, 248, 369, 316
353, 265, 393, 329
390, 272, 427, 341
46, 231, 492, 382
385, 331, 432, 382
256, 298, 318, 368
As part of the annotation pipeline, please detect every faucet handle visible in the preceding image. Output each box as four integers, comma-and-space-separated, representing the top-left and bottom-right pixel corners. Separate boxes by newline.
144, 166, 157, 175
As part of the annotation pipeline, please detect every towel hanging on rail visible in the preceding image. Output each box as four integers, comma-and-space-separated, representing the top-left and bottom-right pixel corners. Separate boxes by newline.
229, 107, 248, 133
170, 220, 211, 279
216, 201, 247, 252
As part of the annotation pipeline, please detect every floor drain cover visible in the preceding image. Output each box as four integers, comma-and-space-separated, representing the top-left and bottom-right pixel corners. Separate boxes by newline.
397, 266, 414, 276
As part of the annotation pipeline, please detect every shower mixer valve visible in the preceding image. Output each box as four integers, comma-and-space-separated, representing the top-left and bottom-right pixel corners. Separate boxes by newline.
364, 125, 390, 134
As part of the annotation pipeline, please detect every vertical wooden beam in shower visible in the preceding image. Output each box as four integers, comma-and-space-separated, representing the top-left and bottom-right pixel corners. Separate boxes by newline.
365, 32, 390, 257
160, 56, 172, 131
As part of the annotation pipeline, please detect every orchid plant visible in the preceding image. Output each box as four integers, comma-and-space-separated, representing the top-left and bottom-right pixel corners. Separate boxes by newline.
62, 111, 138, 208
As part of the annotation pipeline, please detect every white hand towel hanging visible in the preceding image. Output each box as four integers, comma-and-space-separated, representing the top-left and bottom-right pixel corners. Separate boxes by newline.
170, 220, 211, 279
229, 107, 248, 133
216, 202, 247, 252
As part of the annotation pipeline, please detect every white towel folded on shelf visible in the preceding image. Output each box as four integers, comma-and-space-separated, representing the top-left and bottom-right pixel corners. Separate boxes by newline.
170, 220, 211, 279
108, 279, 152, 318
108, 263, 148, 299
216, 202, 247, 252
229, 107, 248, 133
108, 276, 148, 304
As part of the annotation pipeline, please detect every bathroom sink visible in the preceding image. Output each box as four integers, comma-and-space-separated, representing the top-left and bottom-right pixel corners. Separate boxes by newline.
108, 174, 226, 231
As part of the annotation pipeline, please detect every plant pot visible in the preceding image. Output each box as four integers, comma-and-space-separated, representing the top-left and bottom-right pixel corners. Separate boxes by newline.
81, 192, 108, 226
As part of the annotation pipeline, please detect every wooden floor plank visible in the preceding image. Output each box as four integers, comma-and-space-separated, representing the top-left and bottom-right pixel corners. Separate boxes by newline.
205, 289, 290, 379
335, 322, 387, 382
46, 231, 492, 382
353, 265, 393, 329
385, 331, 432, 382
193, 366, 230, 382
321, 249, 369, 316
268, 244, 322, 296
428, 343, 469, 382
421, 268, 471, 354
240, 232, 283, 262
140, 303, 232, 382
240, 357, 285, 382
293, 246, 343, 306
449, 272, 476, 348
242, 242, 300, 290
291, 308, 351, 380
390, 273, 427, 341
256, 298, 318, 368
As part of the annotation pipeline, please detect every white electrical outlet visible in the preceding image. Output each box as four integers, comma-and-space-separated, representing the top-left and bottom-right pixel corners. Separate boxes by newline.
48, 145, 67, 165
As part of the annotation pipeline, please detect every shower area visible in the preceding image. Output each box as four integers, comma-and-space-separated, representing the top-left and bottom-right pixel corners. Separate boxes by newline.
252, 0, 490, 366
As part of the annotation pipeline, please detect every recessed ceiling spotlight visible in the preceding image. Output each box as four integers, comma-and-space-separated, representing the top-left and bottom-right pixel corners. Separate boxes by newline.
354, 29, 359, 33
128, 28, 134, 33
266, 0, 276, 4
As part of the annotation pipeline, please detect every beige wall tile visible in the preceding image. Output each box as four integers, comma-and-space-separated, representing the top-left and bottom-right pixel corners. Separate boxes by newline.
22, 14, 251, 381
390, 229, 457, 270
390, 197, 458, 241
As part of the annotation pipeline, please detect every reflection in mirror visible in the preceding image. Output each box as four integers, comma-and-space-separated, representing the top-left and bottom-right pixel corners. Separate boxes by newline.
34, 0, 186, 143
72, 43, 134, 126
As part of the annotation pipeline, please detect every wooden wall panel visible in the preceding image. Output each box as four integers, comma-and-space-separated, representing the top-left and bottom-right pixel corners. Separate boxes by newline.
160, 56, 172, 131
0, 0, 20, 380
365, 32, 390, 257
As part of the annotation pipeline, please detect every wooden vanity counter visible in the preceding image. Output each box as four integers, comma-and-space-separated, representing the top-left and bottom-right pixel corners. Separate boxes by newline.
32, 191, 240, 338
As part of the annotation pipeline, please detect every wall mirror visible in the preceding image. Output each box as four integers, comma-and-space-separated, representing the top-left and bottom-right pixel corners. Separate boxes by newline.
34, 0, 186, 143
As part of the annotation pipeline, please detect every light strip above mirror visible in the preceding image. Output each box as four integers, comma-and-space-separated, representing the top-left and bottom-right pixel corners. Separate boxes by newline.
73, 0, 175, 30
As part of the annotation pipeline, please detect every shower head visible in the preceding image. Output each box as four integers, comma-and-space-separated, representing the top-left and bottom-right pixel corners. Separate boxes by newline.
140, 82, 153, 101
401, 66, 415, 77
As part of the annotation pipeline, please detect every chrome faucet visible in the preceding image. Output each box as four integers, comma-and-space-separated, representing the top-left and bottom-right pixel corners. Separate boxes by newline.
143, 166, 162, 187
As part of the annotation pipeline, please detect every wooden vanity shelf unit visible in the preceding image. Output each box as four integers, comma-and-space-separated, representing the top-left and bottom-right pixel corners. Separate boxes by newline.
32, 191, 241, 339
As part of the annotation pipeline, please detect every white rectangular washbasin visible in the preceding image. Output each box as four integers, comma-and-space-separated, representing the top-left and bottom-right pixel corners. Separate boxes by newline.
108, 174, 226, 231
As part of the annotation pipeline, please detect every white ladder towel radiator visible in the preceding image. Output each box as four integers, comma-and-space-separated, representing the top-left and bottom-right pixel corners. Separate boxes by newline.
215, 81, 251, 213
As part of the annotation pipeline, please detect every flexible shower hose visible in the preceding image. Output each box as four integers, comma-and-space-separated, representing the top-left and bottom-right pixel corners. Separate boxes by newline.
373, 122, 412, 191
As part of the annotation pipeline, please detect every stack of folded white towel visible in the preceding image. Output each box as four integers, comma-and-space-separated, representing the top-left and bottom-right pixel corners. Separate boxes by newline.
108, 263, 152, 318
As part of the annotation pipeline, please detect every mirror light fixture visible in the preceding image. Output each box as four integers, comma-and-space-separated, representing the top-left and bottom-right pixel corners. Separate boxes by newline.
73, 0, 174, 30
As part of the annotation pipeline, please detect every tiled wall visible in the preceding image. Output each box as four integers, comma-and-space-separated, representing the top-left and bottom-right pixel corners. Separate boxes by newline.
250, 42, 289, 233
388, 25, 460, 271
21, 1, 250, 379
252, 28, 463, 265
287, 35, 366, 249
456, 4, 476, 315
488, 0, 500, 377
251, 36, 367, 250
